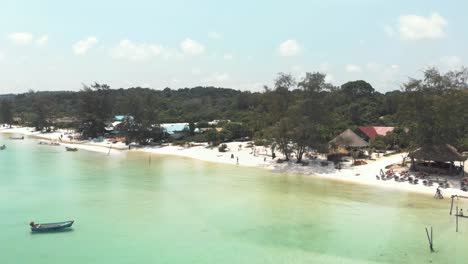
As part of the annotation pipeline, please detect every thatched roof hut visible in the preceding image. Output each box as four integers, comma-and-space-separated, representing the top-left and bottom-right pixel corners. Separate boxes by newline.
329, 129, 369, 148
409, 144, 466, 162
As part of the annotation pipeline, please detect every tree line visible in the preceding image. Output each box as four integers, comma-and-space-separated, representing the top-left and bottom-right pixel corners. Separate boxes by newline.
1, 67, 467, 161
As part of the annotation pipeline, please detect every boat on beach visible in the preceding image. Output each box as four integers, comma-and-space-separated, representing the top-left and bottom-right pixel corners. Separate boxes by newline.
30, 220, 74, 232
65, 146, 78, 152
10, 136, 24, 140
39, 140, 60, 146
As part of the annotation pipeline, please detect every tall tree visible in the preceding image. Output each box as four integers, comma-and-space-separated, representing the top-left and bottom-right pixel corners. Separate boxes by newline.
0, 100, 14, 127
79, 83, 113, 138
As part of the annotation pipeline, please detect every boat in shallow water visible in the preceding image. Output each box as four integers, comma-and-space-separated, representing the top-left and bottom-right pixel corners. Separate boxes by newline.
0, 145, 5, 150
65, 147, 78, 152
30, 220, 74, 232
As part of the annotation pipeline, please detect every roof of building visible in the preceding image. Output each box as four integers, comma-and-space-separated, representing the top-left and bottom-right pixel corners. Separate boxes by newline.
161, 123, 189, 134
409, 144, 467, 162
358, 126, 395, 140
329, 129, 369, 148
114, 115, 126, 121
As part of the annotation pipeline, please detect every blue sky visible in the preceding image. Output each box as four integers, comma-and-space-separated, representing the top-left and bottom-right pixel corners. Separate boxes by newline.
0, 0, 467, 93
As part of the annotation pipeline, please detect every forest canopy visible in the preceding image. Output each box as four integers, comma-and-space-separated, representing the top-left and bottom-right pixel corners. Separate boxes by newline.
1, 67, 467, 154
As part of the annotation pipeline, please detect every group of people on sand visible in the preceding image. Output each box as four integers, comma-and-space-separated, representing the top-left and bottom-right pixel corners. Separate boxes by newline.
230, 154, 239, 164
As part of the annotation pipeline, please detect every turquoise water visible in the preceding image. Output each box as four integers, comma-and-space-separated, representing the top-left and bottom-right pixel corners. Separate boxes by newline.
1, 134, 467, 263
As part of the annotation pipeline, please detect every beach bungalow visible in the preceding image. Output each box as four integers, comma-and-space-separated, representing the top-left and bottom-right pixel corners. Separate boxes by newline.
160, 123, 190, 139
328, 129, 369, 162
409, 144, 466, 176
329, 129, 369, 148
358, 126, 395, 141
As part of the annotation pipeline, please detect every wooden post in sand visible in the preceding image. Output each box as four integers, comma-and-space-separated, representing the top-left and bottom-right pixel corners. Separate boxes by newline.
425, 227, 434, 252
450, 195, 455, 215
456, 206, 459, 232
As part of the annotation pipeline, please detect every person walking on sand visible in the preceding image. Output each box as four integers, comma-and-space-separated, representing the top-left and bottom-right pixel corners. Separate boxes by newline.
236, 157, 239, 165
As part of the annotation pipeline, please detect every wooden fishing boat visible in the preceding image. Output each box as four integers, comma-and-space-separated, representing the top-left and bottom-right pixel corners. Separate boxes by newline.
39, 140, 60, 146
65, 147, 78, 152
9, 136, 24, 140
30, 220, 74, 232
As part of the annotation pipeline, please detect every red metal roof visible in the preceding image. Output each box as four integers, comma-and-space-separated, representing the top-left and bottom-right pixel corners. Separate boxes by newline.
358, 126, 395, 139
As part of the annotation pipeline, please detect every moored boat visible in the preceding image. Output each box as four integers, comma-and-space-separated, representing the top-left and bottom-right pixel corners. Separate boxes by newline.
30, 220, 74, 232
65, 147, 78, 152
39, 140, 60, 146
10, 136, 24, 140
0, 145, 6, 150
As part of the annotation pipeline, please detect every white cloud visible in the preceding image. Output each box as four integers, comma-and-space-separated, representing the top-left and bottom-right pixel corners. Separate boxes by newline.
73, 37, 98, 55
325, 74, 334, 83
208, 31, 222, 40
110, 39, 163, 61
318, 62, 331, 72
440, 56, 462, 69
398, 13, 447, 40
278, 39, 301, 57
0, 50, 4, 60
180, 38, 205, 56
191, 68, 202, 75
223, 53, 233, 60
8, 32, 34, 45
390, 64, 400, 70
36, 35, 48, 46
291, 65, 303, 74
366, 62, 382, 72
203, 72, 230, 84
345, 64, 362, 73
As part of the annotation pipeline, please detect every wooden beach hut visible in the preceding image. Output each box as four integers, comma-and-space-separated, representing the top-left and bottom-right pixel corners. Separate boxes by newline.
329, 129, 369, 148
328, 129, 369, 162
409, 144, 466, 176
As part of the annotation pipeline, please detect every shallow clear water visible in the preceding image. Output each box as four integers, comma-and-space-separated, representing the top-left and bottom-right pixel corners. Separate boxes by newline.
1, 134, 467, 263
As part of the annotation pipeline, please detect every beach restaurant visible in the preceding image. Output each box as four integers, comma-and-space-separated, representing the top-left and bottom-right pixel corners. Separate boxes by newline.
409, 144, 466, 176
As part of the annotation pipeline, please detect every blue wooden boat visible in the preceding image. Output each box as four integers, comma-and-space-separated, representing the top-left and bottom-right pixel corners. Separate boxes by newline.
30, 220, 74, 232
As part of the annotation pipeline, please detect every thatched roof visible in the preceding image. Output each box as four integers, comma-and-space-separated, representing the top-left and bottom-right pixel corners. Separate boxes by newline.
409, 144, 467, 162
329, 129, 369, 148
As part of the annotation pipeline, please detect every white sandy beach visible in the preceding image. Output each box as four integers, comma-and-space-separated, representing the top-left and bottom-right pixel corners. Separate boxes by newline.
1, 126, 467, 198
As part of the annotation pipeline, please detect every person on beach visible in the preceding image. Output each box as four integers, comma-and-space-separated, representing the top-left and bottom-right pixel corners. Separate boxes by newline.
435, 187, 443, 199
29, 221, 40, 228
460, 209, 464, 216
231, 154, 234, 159
236, 157, 239, 164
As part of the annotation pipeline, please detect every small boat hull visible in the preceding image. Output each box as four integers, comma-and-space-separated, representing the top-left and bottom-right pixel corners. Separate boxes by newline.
65, 147, 78, 152
31, 220, 74, 232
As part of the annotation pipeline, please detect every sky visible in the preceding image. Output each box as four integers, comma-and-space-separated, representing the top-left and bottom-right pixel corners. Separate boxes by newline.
0, 0, 467, 94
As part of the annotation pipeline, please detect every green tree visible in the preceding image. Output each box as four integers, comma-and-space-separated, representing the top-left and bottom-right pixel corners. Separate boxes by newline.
0, 100, 14, 127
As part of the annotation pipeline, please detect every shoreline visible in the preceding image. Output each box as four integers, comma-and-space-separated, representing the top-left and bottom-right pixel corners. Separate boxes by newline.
1, 126, 466, 198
